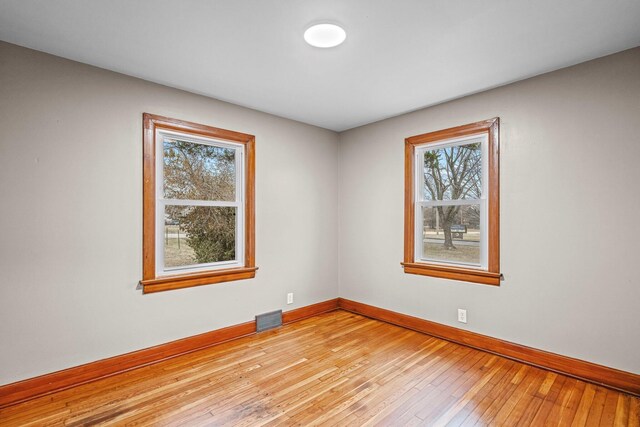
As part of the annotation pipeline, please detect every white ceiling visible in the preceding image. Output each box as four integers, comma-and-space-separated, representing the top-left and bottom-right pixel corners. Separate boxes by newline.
1, 1, 639, 131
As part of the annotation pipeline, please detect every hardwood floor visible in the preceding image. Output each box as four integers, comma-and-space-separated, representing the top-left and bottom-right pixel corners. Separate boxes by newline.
1, 311, 638, 426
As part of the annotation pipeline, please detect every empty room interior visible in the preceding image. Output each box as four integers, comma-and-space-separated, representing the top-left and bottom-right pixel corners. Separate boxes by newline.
1, 1, 640, 425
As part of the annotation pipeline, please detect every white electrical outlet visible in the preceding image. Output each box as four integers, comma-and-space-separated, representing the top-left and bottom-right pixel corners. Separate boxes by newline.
457, 309, 467, 324
287, 293, 294, 305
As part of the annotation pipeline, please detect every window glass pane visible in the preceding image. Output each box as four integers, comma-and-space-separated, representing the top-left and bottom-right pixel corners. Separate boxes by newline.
422, 142, 481, 201
163, 138, 236, 201
421, 205, 480, 265
164, 205, 236, 269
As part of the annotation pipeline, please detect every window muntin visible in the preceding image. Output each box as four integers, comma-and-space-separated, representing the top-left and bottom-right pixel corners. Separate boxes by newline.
415, 134, 488, 269
156, 129, 245, 276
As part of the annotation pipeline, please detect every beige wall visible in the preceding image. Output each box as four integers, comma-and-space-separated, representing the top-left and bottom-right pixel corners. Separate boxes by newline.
0, 42, 339, 385
338, 47, 640, 374
1, 41, 639, 386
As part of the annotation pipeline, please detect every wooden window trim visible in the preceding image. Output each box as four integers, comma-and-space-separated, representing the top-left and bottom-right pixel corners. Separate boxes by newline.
140, 113, 256, 293
402, 118, 500, 286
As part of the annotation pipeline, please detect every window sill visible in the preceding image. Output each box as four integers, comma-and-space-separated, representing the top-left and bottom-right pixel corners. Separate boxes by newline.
140, 266, 258, 294
401, 262, 500, 286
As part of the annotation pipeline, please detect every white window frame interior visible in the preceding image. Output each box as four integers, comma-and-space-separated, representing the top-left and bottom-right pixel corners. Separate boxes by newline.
155, 128, 245, 276
414, 133, 489, 270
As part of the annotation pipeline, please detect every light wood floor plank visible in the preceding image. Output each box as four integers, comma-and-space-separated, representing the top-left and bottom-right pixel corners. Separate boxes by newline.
1, 310, 638, 426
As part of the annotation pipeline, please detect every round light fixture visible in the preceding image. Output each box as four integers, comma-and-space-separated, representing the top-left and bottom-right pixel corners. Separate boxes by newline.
304, 23, 346, 48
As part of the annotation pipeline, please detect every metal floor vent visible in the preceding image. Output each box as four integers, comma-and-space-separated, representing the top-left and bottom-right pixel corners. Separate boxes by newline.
256, 310, 282, 332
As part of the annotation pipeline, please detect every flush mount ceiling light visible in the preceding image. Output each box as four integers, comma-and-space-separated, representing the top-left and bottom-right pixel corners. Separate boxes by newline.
304, 23, 346, 48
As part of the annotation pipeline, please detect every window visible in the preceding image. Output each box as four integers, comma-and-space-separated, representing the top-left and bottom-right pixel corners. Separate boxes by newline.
402, 118, 500, 285
141, 114, 256, 293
